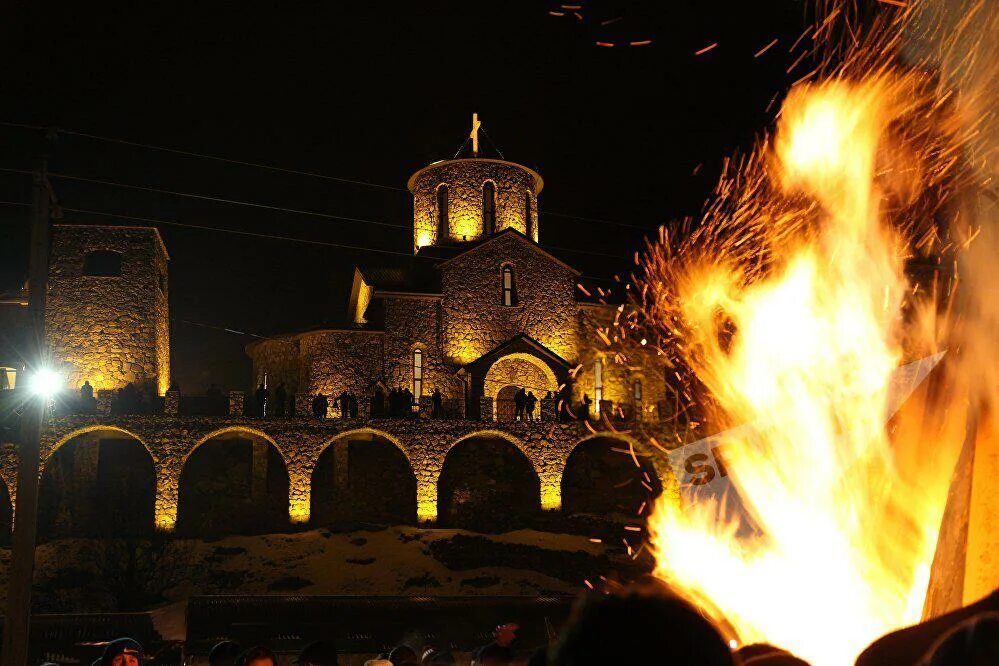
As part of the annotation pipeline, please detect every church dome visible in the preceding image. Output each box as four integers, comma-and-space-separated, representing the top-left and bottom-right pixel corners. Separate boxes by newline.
407, 116, 543, 251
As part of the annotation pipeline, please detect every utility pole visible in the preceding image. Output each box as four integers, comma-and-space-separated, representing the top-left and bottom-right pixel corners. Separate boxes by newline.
2, 147, 53, 665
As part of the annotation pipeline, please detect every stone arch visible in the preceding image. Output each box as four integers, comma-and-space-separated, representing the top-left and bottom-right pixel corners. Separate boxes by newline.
177, 426, 290, 536
561, 433, 665, 521
39, 426, 155, 538
44, 425, 152, 468
437, 430, 541, 531
311, 428, 417, 526
484, 353, 559, 421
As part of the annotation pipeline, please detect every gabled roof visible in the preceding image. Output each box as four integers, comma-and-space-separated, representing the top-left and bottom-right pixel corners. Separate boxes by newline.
462, 332, 572, 376
356, 259, 442, 294
435, 228, 581, 275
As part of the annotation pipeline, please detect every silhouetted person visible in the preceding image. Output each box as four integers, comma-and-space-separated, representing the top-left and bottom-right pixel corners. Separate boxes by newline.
274, 383, 287, 417
550, 582, 733, 666
80, 380, 94, 401
526, 391, 537, 422
338, 390, 349, 418
431, 388, 443, 418
579, 393, 592, 421
101, 638, 144, 666
209, 641, 242, 666
350, 392, 358, 417
372, 385, 385, 417
254, 383, 268, 417
402, 388, 414, 416
312, 393, 327, 419
295, 640, 339, 666
514, 387, 527, 421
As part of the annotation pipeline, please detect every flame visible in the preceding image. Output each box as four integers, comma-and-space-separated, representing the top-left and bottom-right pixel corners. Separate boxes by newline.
620, 1, 998, 664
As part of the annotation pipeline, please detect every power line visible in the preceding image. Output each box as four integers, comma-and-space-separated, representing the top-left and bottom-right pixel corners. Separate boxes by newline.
0, 121, 658, 230
0, 120, 408, 193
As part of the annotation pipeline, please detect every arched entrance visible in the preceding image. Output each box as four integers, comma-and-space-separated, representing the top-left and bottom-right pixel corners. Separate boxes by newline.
561, 436, 662, 519
177, 430, 289, 536
311, 430, 416, 526
38, 428, 155, 539
437, 434, 540, 532
484, 353, 558, 421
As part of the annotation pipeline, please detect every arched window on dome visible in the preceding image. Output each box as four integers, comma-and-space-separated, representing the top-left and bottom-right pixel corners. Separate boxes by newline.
594, 358, 603, 413
482, 182, 496, 234
436, 185, 449, 242
524, 191, 534, 240
633, 378, 642, 401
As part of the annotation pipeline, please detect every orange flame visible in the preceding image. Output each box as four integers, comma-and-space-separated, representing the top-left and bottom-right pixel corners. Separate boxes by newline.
625, 1, 998, 664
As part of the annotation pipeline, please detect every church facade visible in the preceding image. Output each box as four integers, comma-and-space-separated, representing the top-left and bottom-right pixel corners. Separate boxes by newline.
247, 151, 664, 423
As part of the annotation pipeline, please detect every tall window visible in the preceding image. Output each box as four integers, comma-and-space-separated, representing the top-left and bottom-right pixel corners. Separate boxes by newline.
594, 358, 603, 412
83, 250, 123, 277
482, 182, 496, 234
524, 191, 534, 240
502, 265, 516, 306
0, 367, 16, 390
412, 349, 424, 403
633, 379, 642, 401
436, 185, 449, 241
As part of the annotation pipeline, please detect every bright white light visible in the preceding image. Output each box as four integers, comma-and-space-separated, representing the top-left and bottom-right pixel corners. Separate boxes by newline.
28, 368, 63, 397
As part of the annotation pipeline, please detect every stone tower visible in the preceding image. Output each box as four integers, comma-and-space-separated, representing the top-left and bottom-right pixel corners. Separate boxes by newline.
407, 116, 543, 251
46, 225, 171, 394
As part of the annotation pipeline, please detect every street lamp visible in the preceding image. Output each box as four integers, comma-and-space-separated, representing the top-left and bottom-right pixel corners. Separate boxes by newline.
26, 367, 62, 397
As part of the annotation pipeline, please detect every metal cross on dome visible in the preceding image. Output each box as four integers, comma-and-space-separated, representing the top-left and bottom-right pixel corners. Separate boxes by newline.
470, 112, 482, 155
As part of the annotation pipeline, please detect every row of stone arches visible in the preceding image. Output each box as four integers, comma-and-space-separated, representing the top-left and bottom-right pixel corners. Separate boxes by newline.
0, 427, 664, 540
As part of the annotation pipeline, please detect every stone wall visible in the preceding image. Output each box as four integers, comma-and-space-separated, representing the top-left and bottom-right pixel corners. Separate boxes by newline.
300, 330, 384, 397
247, 336, 301, 394
440, 232, 579, 366
46, 225, 170, 394
0, 414, 679, 532
409, 159, 541, 250
381, 296, 464, 403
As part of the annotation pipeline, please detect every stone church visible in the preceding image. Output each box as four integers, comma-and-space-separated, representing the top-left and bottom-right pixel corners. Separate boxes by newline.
247, 131, 663, 423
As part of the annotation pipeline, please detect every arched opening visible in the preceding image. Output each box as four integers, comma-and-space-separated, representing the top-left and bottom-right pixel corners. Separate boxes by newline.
0, 479, 12, 546
501, 265, 516, 306
83, 250, 123, 277
311, 431, 416, 526
436, 184, 449, 242
177, 431, 289, 536
484, 353, 558, 421
482, 181, 496, 234
38, 429, 155, 539
438, 435, 540, 532
561, 437, 662, 520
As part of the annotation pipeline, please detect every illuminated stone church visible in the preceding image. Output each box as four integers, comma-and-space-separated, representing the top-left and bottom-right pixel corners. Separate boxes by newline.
0, 118, 671, 541
247, 119, 663, 422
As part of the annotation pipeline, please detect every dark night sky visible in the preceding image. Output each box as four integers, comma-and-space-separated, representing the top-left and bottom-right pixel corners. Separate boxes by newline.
0, 0, 810, 391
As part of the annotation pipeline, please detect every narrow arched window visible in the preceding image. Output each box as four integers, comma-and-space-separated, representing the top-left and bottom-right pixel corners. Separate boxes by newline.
436, 185, 449, 241
83, 250, 123, 277
482, 182, 496, 234
633, 379, 642, 401
412, 349, 424, 403
594, 358, 603, 412
524, 191, 534, 240
502, 265, 516, 306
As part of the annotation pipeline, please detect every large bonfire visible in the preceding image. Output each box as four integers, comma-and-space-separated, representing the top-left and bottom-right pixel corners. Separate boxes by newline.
613, 1, 997, 664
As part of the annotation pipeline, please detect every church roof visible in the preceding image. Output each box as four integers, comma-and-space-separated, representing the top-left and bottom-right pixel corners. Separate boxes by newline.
433, 227, 580, 275
357, 259, 442, 295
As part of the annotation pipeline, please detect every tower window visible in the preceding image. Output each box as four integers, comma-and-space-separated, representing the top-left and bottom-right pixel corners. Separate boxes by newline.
633, 378, 642, 401
412, 348, 424, 404
502, 265, 517, 306
594, 358, 603, 412
524, 191, 534, 240
83, 250, 123, 277
482, 182, 496, 234
436, 185, 449, 242
0, 367, 16, 390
